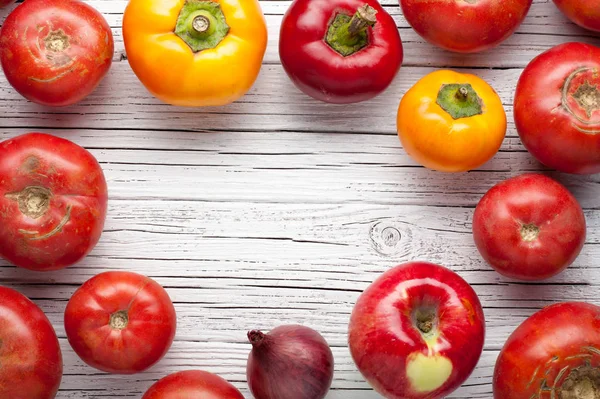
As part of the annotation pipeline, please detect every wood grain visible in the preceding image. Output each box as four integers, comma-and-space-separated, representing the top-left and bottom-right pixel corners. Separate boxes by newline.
0, 0, 599, 397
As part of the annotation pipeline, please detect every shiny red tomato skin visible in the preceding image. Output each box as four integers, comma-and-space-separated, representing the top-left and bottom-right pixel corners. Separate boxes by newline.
0, 286, 62, 399
515, 42, 600, 174
494, 302, 600, 398
400, 0, 532, 53
0, 0, 113, 106
142, 370, 245, 399
553, 0, 600, 31
349, 262, 485, 399
64, 271, 177, 374
473, 174, 586, 281
279, 0, 403, 104
0, 133, 107, 271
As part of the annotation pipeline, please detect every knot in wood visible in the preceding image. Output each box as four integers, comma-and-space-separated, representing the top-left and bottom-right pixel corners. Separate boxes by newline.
370, 222, 403, 256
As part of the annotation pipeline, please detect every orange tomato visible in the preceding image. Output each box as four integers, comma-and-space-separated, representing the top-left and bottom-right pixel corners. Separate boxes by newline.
397, 70, 506, 172
123, 0, 267, 107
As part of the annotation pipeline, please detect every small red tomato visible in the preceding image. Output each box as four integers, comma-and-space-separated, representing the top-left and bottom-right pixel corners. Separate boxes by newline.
64, 271, 177, 374
515, 42, 600, 174
494, 302, 600, 398
142, 370, 244, 399
400, 0, 532, 53
0, 286, 63, 398
0, 133, 108, 271
349, 262, 485, 399
0, 0, 113, 106
280, 0, 403, 104
553, 0, 600, 32
473, 174, 586, 281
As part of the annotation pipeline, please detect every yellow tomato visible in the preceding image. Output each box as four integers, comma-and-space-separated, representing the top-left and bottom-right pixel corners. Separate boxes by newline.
397, 70, 506, 172
123, 0, 267, 107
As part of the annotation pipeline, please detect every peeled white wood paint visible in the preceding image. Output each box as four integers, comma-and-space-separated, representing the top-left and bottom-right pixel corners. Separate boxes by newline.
0, 0, 599, 397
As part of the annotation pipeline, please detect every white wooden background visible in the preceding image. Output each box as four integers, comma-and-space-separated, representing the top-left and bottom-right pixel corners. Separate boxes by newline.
1, 0, 600, 397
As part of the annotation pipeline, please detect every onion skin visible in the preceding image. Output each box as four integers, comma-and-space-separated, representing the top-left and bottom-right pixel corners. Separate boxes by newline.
247, 325, 334, 399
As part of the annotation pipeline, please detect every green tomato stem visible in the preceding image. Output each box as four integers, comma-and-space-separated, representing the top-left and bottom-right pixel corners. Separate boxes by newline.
436, 84, 484, 119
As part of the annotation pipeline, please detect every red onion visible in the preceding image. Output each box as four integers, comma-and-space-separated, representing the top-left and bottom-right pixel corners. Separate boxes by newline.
246, 325, 334, 399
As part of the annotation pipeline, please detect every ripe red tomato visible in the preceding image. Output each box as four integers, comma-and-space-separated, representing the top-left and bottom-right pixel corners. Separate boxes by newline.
514, 42, 600, 174
0, 133, 108, 271
0, 286, 62, 398
142, 370, 244, 399
494, 302, 600, 398
64, 271, 177, 374
400, 0, 532, 53
553, 0, 600, 31
0, 0, 113, 106
473, 174, 586, 281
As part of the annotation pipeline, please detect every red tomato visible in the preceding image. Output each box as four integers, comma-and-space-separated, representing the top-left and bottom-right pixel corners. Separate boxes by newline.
494, 302, 600, 398
64, 271, 177, 374
0, 0, 113, 106
0, 0, 15, 7
553, 0, 600, 31
473, 174, 586, 281
0, 286, 62, 398
514, 42, 600, 174
0, 133, 107, 271
143, 370, 244, 399
279, 0, 403, 104
400, 0, 532, 53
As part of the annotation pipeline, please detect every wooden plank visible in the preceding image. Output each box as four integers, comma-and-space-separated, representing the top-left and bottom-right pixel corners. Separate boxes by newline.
1, 64, 523, 134
0, 130, 597, 207
0, 62, 572, 133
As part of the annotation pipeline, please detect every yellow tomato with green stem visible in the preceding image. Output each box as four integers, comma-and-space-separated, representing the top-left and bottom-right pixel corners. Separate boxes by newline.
397, 70, 507, 172
123, 0, 267, 107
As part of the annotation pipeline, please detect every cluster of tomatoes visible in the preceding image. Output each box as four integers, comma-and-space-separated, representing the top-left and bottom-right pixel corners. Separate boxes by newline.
0, 0, 599, 398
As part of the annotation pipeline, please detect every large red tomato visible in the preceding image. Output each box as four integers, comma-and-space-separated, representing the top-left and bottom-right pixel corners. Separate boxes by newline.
494, 302, 600, 398
0, 286, 62, 398
473, 174, 586, 281
553, 0, 600, 32
0, 0, 113, 106
0, 133, 107, 271
142, 370, 244, 399
400, 0, 532, 53
515, 42, 600, 174
64, 271, 177, 374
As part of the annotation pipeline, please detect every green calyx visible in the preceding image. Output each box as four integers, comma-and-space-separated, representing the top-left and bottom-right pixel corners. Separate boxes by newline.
436, 84, 483, 119
325, 4, 378, 57
175, 0, 230, 53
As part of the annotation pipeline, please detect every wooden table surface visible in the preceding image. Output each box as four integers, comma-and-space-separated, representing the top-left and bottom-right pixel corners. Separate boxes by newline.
1, 0, 600, 397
